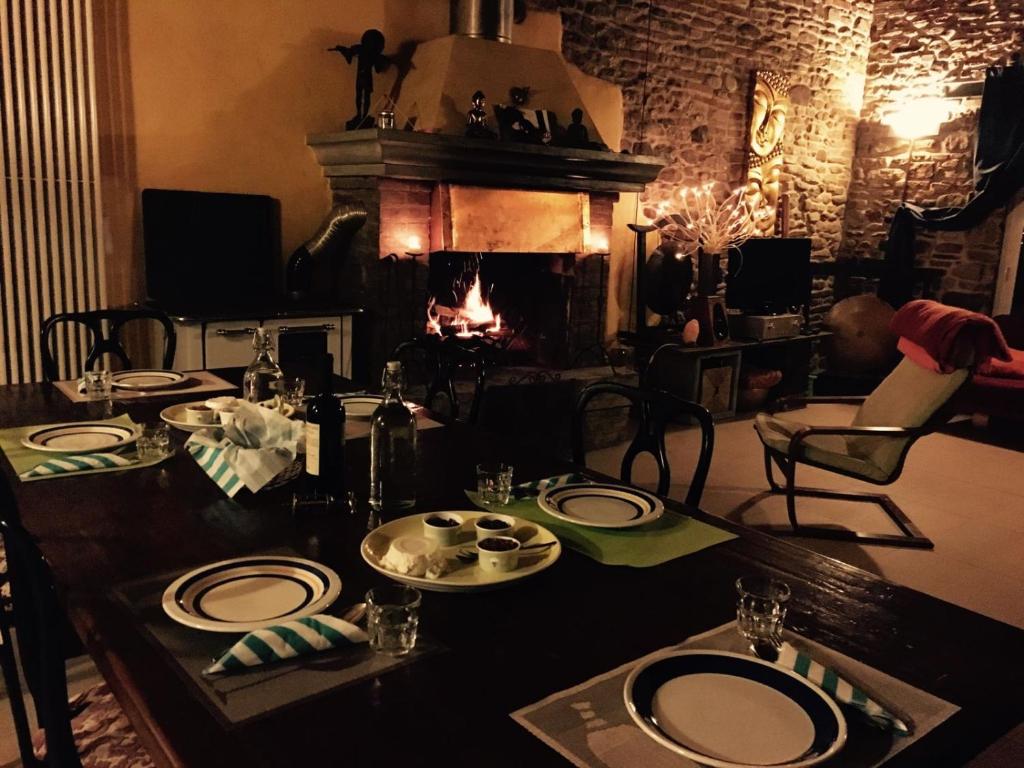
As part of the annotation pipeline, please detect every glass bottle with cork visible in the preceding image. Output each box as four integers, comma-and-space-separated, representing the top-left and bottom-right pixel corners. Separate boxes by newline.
369, 360, 417, 519
242, 327, 284, 403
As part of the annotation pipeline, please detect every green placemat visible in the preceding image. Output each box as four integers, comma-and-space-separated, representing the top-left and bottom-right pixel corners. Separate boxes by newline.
466, 479, 736, 568
0, 414, 164, 481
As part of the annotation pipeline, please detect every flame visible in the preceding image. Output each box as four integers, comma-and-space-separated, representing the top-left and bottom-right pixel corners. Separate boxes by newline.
424, 268, 504, 336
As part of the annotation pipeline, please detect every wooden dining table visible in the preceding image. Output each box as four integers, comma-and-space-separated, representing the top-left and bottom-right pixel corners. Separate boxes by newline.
2, 372, 1022, 768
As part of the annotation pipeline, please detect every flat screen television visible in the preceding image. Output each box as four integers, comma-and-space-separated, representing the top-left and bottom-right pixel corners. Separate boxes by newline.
726, 237, 812, 314
142, 189, 279, 314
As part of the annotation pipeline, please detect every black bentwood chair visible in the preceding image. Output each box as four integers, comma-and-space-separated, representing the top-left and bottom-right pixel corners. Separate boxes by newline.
572, 382, 715, 508
390, 335, 487, 424
40, 308, 177, 382
0, 512, 154, 768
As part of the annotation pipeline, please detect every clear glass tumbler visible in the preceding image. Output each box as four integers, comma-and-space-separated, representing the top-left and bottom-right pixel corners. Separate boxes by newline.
136, 423, 172, 461
366, 584, 421, 656
274, 377, 306, 411
82, 369, 112, 401
476, 462, 513, 505
736, 575, 791, 655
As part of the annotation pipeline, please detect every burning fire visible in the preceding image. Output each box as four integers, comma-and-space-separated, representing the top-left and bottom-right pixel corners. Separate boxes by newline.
425, 271, 503, 337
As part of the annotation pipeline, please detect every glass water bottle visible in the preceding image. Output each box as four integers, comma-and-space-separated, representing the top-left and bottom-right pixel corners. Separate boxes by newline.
369, 361, 417, 517
242, 327, 284, 403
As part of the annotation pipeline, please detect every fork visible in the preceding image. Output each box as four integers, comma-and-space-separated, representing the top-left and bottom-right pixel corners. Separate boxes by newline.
455, 541, 556, 563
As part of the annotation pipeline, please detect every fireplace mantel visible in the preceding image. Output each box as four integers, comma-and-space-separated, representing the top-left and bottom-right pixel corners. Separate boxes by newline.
306, 129, 665, 193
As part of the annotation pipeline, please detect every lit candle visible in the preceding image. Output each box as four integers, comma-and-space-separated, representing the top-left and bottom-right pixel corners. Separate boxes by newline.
592, 233, 609, 254
406, 235, 423, 253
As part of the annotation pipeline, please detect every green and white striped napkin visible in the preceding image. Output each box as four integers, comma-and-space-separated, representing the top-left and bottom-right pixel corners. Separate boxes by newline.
18, 452, 135, 480
203, 614, 368, 676
512, 472, 589, 497
778, 642, 912, 735
186, 439, 244, 497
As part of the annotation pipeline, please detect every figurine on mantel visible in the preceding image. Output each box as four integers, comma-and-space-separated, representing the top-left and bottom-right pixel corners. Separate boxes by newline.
562, 107, 608, 151
465, 90, 497, 139
329, 29, 390, 130
495, 86, 551, 144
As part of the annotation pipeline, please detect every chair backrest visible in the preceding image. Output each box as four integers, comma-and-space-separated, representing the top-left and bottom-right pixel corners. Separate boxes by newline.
848, 357, 969, 474
572, 381, 714, 508
40, 308, 177, 382
390, 336, 486, 423
0, 500, 83, 767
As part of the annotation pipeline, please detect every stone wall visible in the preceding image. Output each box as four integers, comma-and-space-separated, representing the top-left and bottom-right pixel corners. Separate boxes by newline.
533, 0, 874, 321
840, 0, 1024, 311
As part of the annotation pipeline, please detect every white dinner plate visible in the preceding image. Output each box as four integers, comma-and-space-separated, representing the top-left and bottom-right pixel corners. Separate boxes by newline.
110, 369, 188, 391
537, 483, 664, 529
161, 555, 342, 633
361, 511, 561, 593
624, 650, 846, 768
21, 422, 140, 454
337, 394, 384, 419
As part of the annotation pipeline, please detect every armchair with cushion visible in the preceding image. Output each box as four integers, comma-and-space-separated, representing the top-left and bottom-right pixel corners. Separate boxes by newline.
753, 299, 1010, 549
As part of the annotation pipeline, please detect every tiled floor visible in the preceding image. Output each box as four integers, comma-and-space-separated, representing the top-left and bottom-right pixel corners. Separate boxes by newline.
2, 405, 1022, 765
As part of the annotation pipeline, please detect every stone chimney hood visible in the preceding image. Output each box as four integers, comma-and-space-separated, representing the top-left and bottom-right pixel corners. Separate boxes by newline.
307, 0, 664, 194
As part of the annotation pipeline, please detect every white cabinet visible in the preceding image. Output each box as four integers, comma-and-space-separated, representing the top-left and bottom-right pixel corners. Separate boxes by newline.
171, 314, 354, 377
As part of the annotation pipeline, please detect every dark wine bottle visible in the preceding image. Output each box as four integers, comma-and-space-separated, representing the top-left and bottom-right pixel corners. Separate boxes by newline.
304, 354, 345, 499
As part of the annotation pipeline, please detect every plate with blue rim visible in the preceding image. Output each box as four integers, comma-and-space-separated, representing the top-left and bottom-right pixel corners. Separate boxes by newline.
161, 556, 342, 633
624, 650, 847, 768
110, 369, 188, 391
21, 422, 141, 454
537, 483, 663, 529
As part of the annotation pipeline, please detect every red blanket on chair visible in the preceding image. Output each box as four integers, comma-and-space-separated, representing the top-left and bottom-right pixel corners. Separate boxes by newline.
890, 300, 1013, 373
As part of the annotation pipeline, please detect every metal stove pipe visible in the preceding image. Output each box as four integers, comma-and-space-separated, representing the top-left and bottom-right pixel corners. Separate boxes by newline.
450, 0, 514, 44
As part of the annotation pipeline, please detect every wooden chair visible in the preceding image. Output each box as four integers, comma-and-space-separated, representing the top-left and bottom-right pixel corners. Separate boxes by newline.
752, 357, 971, 549
0, 503, 154, 767
40, 308, 176, 382
389, 336, 487, 423
572, 381, 715, 508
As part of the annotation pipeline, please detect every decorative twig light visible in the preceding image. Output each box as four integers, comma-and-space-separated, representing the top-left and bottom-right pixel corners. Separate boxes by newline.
653, 182, 770, 254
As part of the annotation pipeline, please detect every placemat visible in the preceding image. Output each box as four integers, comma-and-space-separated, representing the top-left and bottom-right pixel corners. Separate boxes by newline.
513, 623, 959, 768
467, 477, 736, 567
0, 414, 167, 482
345, 411, 445, 440
54, 369, 236, 403
113, 563, 442, 727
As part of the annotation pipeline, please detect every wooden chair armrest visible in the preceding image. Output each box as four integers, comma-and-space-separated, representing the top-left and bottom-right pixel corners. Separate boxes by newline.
767, 395, 867, 414
787, 424, 930, 460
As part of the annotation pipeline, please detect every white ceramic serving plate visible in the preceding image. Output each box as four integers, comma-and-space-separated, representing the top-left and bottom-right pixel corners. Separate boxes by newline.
537, 483, 664, 529
161, 555, 342, 633
361, 511, 561, 593
161, 401, 294, 432
110, 369, 188, 391
624, 650, 846, 768
21, 422, 140, 454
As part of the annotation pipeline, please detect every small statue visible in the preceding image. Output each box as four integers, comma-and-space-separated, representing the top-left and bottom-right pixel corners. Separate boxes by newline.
565, 108, 590, 147
561, 107, 609, 150
495, 85, 546, 144
329, 29, 390, 131
465, 90, 496, 139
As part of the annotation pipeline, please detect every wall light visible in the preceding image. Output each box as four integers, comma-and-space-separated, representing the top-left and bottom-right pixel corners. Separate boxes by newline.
883, 97, 951, 140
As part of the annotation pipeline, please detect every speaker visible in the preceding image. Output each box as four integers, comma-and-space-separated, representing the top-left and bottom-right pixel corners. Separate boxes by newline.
689, 296, 730, 346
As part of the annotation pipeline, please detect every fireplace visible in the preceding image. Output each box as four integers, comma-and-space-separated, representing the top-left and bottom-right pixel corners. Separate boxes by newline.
304, 0, 664, 383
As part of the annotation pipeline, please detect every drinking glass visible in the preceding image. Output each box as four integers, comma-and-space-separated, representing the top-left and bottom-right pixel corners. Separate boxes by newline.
476, 462, 513, 505
274, 377, 306, 411
136, 423, 172, 461
736, 575, 791, 655
82, 369, 112, 401
365, 584, 421, 656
